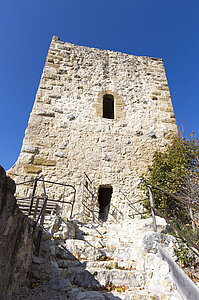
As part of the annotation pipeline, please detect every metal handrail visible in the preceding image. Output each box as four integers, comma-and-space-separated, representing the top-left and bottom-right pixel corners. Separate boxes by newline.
149, 183, 199, 211
82, 173, 97, 222
8, 172, 76, 191
14, 177, 76, 218
146, 183, 199, 252
10, 173, 76, 255
83, 172, 93, 184
119, 189, 148, 219
17, 196, 74, 205
155, 208, 199, 252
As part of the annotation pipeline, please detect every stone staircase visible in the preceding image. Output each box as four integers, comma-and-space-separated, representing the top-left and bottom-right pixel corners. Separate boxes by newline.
14, 215, 183, 299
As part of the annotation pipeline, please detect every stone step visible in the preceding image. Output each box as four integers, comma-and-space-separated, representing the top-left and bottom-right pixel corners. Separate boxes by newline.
31, 255, 140, 289
29, 256, 179, 300
57, 258, 136, 270
27, 217, 183, 300
39, 238, 140, 264
67, 286, 176, 300
62, 266, 141, 288
77, 234, 135, 245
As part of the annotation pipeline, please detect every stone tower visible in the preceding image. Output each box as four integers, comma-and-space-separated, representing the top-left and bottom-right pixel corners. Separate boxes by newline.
10, 36, 177, 222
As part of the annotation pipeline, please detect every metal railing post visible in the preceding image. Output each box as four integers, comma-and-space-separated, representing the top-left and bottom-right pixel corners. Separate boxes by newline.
28, 178, 37, 216
35, 176, 48, 256
162, 192, 168, 221
70, 189, 76, 219
35, 228, 43, 257
33, 196, 40, 219
40, 176, 47, 226
188, 196, 197, 233
148, 186, 157, 232
82, 173, 85, 216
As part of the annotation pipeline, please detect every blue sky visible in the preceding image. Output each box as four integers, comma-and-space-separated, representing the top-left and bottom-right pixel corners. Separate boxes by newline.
0, 0, 199, 170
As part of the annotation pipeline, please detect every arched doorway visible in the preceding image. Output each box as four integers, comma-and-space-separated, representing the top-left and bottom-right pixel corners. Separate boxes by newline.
98, 185, 113, 222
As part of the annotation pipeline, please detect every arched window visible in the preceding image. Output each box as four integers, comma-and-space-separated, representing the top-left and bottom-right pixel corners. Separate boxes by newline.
103, 94, 114, 119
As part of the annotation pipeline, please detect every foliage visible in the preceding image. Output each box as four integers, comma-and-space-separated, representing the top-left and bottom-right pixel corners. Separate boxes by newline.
97, 255, 113, 261
141, 130, 199, 235
105, 265, 112, 270
175, 240, 195, 267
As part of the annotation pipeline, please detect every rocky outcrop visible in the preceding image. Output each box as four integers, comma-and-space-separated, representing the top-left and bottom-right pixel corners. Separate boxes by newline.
0, 166, 33, 300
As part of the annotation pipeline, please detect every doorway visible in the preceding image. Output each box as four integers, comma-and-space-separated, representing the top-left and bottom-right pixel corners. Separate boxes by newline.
98, 186, 113, 222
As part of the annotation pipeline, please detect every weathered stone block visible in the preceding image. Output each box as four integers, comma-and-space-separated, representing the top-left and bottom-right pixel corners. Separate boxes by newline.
22, 145, 38, 154
33, 158, 56, 166
55, 152, 67, 158
37, 111, 55, 117
161, 118, 176, 124
160, 107, 174, 113
45, 62, 60, 68
53, 107, 63, 113
24, 165, 42, 174
19, 153, 34, 164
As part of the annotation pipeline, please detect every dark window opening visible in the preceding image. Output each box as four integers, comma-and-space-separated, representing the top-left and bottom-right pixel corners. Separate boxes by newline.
98, 186, 113, 222
103, 94, 114, 119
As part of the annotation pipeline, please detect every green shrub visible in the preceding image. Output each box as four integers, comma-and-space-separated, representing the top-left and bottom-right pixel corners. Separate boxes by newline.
141, 131, 199, 239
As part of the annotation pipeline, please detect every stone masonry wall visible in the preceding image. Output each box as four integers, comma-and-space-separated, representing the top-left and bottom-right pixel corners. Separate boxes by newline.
0, 166, 33, 300
10, 36, 177, 221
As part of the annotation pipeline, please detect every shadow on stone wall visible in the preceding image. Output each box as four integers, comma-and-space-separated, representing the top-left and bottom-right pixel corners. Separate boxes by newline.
0, 166, 33, 300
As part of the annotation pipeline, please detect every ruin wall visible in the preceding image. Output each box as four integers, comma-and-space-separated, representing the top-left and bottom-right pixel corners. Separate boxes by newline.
10, 36, 177, 220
